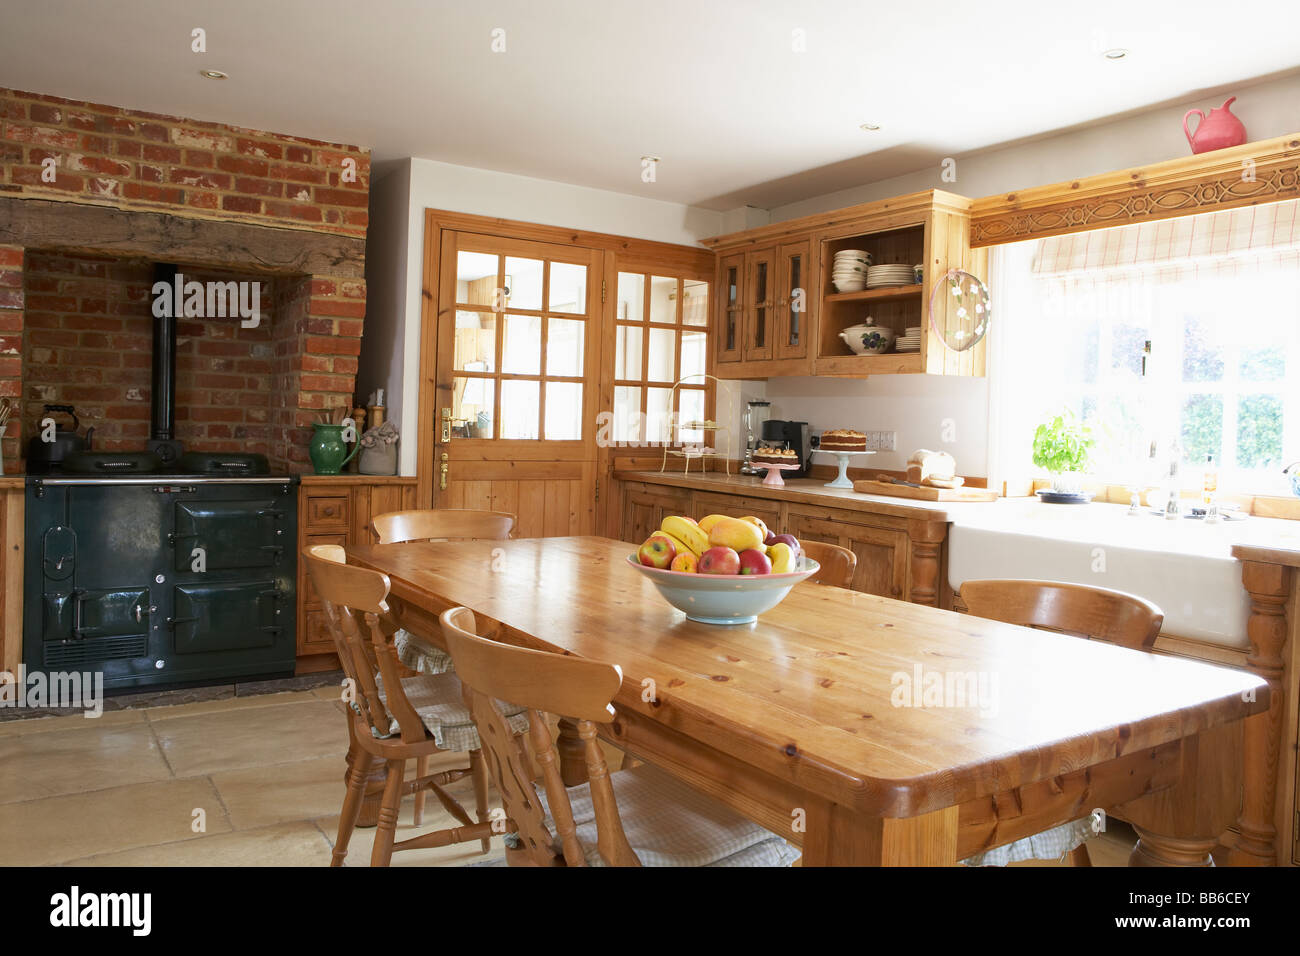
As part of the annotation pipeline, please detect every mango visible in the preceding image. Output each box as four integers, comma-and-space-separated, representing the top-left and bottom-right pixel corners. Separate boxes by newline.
697, 514, 730, 534
707, 516, 765, 553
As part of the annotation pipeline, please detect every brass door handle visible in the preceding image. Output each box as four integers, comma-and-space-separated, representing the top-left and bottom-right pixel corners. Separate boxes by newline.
440, 407, 452, 443
440, 452, 449, 491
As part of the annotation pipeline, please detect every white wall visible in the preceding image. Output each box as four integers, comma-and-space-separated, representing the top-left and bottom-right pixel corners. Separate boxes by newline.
360, 157, 726, 474
356, 163, 411, 429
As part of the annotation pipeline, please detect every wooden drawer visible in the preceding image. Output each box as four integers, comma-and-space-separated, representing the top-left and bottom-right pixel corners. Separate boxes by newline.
300, 608, 337, 655
306, 495, 349, 530
786, 510, 908, 600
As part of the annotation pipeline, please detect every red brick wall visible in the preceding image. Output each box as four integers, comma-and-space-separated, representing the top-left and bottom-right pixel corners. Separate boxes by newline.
1, 89, 370, 474
21, 251, 277, 458
1, 88, 370, 236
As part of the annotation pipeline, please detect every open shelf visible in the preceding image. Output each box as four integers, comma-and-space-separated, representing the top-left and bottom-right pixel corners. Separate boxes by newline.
823, 284, 923, 304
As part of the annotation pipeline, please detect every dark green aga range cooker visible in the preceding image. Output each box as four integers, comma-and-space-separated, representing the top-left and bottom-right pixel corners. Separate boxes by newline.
24, 465, 298, 690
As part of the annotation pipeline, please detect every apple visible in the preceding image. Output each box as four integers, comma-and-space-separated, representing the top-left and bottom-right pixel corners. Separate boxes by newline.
767, 542, 796, 574
637, 534, 676, 569
738, 548, 772, 575
708, 517, 765, 553
763, 531, 777, 547
698, 545, 741, 575
670, 552, 698, 573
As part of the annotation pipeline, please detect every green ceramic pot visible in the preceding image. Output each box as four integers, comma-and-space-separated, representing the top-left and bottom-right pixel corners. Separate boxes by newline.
309, 423, 358, 475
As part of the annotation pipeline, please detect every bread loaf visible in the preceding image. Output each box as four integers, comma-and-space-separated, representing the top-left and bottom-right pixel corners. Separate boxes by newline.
906, 449, 957, 485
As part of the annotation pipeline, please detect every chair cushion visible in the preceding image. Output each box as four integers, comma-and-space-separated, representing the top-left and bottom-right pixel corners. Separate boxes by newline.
522, 762, 799, 867
394, 629, 454, 675
961, 817, 1096, 866
376, 672, 529, 752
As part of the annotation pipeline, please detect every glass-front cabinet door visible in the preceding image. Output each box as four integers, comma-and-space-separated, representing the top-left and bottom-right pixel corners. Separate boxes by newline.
743, 245, 775, 362
775, 238, 812, 360
715, 251, 744, 364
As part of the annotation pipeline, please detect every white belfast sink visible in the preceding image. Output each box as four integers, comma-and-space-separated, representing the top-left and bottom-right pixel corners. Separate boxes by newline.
947, 502, 1254, 648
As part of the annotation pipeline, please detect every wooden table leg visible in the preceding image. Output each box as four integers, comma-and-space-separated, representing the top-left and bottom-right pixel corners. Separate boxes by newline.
802, 801, 959, 866
1120, 723, 1241, 867
555, 717, 589, 787
1229, 561, 1289, 867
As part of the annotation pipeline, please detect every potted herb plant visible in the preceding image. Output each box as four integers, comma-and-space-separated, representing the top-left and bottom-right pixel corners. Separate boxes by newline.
1031, 410, 1095, 500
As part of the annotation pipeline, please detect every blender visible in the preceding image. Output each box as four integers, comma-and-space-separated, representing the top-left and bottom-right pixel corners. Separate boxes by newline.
740, 401, 771, 475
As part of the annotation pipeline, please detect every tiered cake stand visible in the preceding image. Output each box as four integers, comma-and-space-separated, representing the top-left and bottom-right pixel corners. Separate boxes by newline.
815, 448, 876, 489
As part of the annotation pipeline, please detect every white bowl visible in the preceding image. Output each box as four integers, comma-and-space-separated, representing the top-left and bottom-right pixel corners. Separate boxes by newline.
626, 554, 820, 625
832, 279, 867, 293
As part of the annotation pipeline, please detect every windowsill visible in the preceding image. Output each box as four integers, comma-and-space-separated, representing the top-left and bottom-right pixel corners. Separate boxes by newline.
1005, 476, 1300, 520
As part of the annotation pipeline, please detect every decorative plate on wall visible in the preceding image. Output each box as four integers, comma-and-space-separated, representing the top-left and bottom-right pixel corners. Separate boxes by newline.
928, 269, 990, 352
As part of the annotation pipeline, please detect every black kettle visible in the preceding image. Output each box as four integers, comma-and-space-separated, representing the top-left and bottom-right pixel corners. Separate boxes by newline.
27, 404, 94, 470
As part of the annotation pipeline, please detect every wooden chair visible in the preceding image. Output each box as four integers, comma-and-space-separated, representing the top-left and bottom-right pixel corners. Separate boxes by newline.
368, 507, 516, 823
438, 606, 801, 867
369, 508, 516, 545
960, 578, 1163, 651
799, 540, 857, 588
958, 578, 1165, 866
303, 545, 525, 866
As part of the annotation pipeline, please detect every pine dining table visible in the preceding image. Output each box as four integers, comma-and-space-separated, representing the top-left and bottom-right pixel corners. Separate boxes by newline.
346, 535, 1269, 866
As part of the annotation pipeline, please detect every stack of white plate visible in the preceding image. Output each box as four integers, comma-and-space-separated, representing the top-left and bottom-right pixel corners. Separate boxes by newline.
831, 249, 872, 293
895, 325, 922, 352
866, 263, 916, 288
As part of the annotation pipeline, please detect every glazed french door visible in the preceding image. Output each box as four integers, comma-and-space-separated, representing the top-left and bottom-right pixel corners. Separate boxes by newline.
428, 231, 602, 536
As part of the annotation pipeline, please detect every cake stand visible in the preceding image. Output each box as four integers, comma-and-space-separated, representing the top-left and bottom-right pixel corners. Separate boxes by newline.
815, 449, 876, 489
755, 462, 801, 488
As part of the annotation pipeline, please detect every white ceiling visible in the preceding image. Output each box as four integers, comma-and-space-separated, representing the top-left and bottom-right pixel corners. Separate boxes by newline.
2, 0, 1298, 211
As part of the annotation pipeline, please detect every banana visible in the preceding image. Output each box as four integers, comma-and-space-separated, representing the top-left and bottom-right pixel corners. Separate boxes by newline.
660, 515, 708, 556
654, 530, 691, 557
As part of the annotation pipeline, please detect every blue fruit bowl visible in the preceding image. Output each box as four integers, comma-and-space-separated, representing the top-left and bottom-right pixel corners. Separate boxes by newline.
625, 554, 820, 625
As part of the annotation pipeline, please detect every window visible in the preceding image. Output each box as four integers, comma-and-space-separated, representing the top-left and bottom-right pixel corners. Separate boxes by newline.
611, 271, 711, 445
991, 200, 1300, 494
451, 247, 589, 441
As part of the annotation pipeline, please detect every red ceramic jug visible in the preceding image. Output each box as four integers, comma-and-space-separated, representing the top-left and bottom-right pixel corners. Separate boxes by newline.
1183, 96, 1247, 154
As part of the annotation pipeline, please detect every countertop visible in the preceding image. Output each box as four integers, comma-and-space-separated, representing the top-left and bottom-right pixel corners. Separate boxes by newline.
617, 469, 1300, 565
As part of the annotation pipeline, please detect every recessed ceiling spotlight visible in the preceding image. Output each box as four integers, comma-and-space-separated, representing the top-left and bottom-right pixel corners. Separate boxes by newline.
199, 69, 229, 80
1102, 48, 1128, 60
860, 123, 881, 132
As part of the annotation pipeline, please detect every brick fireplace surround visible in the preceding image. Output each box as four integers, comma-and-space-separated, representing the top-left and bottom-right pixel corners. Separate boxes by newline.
0, 88, 371, 473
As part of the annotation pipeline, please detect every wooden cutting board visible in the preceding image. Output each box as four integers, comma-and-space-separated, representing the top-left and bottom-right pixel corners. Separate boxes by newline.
852, 479, 998, 502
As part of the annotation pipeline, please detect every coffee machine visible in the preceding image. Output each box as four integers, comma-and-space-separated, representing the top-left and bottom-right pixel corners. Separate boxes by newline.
740, 400, 772, 475
760, 420, 811, 478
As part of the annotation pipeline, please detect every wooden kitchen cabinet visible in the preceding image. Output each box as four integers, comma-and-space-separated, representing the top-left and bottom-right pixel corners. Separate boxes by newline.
296, 475, 418, 669
704, 189, 985, 380
785, 508, 909, 600
774, 238, 812, 361
621, 484, 693, 545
